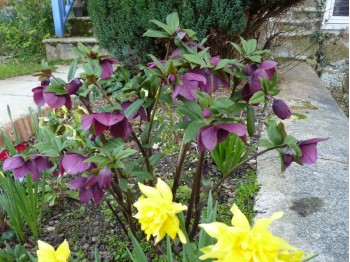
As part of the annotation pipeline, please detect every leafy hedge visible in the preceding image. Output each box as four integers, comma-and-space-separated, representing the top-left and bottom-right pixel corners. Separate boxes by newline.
0, 0, 54, 57
88, 0, 303, 66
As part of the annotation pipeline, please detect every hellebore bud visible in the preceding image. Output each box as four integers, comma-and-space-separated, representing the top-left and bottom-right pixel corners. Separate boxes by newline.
202, 108, 212, 118
272, 99, 291, 120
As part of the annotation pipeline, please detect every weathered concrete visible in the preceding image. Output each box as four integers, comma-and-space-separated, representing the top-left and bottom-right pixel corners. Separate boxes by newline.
255, 63, 349, 261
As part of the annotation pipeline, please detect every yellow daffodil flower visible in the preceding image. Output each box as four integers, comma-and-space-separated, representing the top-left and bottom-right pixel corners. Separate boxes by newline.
199, 204, 314, 262
37, 239, 70, 262
134, 178, 188, 244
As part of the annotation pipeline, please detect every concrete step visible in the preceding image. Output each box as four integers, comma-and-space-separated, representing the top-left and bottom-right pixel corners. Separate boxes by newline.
271, 18, 323, 32
67, 16, 93, 37
43, 37, 105, 60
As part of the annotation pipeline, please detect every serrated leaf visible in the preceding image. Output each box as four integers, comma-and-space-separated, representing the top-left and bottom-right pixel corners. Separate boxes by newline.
229, 41, 243, 54
246, 39, 257, 54
249, 91, 265, 104
183, 120, 206, 143
212, 98, 245, 115
183, 53, 207, 67
215, 59, 242, 70
143, 29, 169, 38
124, 99, 144, 118
68, 58, 79, 81
44, 84, 67, 95
150, 19, 173, 34
166, 12, 179, 29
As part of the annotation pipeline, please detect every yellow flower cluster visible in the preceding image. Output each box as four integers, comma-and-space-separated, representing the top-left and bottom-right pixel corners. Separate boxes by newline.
134, 178, 187, 244
37, 239, 70, 262
199, 204, 313, 262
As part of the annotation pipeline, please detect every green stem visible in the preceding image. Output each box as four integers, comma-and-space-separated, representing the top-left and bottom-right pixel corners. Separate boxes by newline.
145, 80, 162, 145
172, 142, 190, 197
92, 80, 115, 106
131, 131, 153, 179
185, 152, 205, 231
211, 145, 285, 193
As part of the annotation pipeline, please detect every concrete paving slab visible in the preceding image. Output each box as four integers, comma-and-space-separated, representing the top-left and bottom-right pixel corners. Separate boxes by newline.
255, 63, 349, 261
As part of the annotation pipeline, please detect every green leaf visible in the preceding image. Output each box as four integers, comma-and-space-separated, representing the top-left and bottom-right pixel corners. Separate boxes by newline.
249, 91, 265, 104
166, 12, 179, 29
212, 98, 245, 115
149, 153, 164, 165
259, 139, 274, 148
128, 230, 148, 262
44, 84, 67, 95
94, 247, 101, 262
246, 39, 257, 54
183, 120, 206, 144
195, 91, 212, 108
183, 53, 207, 67
68, 58, 79, 81
284, 135, 297, 146
246, 55, 261, 63
214, 59, 242, 70
266, 120, 283, 145
85, 155, 110, 163
246, 105, 255, 136
124, 99, 144, 118
131, 171, 152, 182
82, 62, 94, 75
166, 236, 174, 262
77, 43, 90, 55
177, 101, 203, 120
143, 29, 169, 38
150, 19, 173, 35
229, 41, 243, 54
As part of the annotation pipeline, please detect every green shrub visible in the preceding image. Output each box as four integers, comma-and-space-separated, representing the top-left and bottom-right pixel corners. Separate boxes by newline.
88, 0, 303, 67
0, 0, 54, 57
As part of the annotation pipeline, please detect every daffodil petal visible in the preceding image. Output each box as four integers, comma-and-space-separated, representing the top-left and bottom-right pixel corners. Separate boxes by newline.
156, 178, 173, 201
55, 239, 70, 262
230, 204, 250, 230
138, 182, 161, 199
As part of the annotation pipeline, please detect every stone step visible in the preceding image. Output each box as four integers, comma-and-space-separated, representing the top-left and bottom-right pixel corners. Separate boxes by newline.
271, 18, 323, 32
43, 37, 106, 60
67, 16, 94, 37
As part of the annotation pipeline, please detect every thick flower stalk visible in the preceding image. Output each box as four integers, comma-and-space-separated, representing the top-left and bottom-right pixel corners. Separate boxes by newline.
133, 178, 187, 244
199, 204, 313, 261
37, 239, 70, 262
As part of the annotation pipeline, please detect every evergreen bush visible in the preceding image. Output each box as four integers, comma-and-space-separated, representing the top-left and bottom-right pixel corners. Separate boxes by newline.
88, 0, 303, 66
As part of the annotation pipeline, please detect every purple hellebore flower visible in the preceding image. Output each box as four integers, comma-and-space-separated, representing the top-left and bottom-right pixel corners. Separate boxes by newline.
242, 60, 278, 102
197, 123, 247, 152
81, 112, 132, 140
100, 57, 122, 79
69, 167, 112, 204
272, 99, 292, 120
61, 153, 92, 175
283, 138, 328, 168
121, 101, 147, 121
173, 72, 207, 100
3, 155, 53, 181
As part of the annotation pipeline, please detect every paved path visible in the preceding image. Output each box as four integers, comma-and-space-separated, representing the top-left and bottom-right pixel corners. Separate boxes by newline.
0, 65, 71, 127
255, 63, 349, 262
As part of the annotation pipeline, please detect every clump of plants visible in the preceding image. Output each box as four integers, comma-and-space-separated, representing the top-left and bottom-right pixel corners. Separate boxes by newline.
1, 13, 325, 261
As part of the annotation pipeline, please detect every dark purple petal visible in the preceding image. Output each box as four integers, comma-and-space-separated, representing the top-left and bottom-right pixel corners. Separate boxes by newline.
93, 112, 124, 126
32, 86, 45, 106
59, 157, 65, 176
33, 156, 53, 172
198, 125, 218, 152
272, 99, 291, 120
259, 60, 277, 79
98, 167, 112, 189
241, 84, 252, 102
43, 92, 66, 108
81, 114, 95, 130
246, 64, 258, 76
69, 176, 87, 190
13, 165, 31, 180
216, 123, 247, 137
26, 160, 41, 181
3, 156, 25, 171
100, 59, 114, 79
85, 174, 99, 188
185, 72, 207, 85
248, 68, 268, 93
93, 121, 109, 136
64, 95, 72, 110
109, 117, 132, 140
298, 138, 328, 164
91, 184, 104, 204
202, 108, 212, 118
284, 154, 293, 168
173, 74, 200, 100
79, 187, 94, 203
66, 78, 81, 95
170, 49, 181, 59
62, 153, 92, 174
41, 79, 50, 87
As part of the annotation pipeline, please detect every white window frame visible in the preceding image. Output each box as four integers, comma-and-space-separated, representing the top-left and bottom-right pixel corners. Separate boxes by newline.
322, 0, 349, 29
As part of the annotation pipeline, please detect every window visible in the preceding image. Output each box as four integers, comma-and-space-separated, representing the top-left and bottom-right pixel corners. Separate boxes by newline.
323, 0, 349, 29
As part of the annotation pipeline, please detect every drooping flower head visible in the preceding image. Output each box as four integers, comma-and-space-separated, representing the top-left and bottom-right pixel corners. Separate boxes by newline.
37, 239, 70, 262
283, 138, 328, 169
61, 153, 92, 175
133, 178, 188, 244
3, 155, 53, 181
199, 204, 314, 261
173, 72, 207, 100
197, 123, 247, 152
32, 78, 82, 109
69, 167, 112, 204
81, 112, 132, 140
